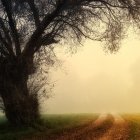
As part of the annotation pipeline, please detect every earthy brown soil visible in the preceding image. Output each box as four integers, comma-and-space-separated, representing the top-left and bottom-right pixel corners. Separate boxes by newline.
23, 114, 130, 140
98, 114, 130, 140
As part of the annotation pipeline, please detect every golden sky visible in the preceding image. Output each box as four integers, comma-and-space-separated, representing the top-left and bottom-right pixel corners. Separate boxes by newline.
42, 30, 140, 114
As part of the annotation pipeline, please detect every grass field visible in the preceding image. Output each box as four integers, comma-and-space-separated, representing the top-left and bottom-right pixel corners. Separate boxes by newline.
123, 114, 140, 140
0, 114, 98, 140
2, 114, 140, 140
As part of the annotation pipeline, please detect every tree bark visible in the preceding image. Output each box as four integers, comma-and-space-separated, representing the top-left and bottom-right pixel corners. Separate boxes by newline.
0, 57, 39, 125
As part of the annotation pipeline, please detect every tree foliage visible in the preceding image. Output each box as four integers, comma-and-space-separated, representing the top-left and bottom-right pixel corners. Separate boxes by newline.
0, 0, 140, 60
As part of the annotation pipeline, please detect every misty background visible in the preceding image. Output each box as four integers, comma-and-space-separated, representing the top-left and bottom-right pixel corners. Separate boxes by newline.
42, 30, 140, 114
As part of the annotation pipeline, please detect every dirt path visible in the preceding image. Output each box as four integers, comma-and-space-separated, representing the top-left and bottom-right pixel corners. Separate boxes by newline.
49, 114, 114, 140
24, 114, 130, 140
52, 114, 130, 140
99, 114, 130, 140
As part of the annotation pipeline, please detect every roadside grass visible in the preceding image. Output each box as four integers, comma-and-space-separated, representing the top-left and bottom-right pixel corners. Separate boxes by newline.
123, 114, 140, 140
43, 113, 98, 130
0, 113, 98, 140
0, 116, 36, 140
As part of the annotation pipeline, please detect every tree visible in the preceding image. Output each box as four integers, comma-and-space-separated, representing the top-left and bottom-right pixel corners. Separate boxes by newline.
0, 0, 140, 125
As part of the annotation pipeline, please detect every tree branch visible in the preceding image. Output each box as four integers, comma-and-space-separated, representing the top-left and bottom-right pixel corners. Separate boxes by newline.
22, 1, 65, 57
0, 44, 9, 56
0, 18, 12, 48
28, 0, 40, 27
34, 33, 58, 53
1, 0, 21, 56
0, 32, 14, 56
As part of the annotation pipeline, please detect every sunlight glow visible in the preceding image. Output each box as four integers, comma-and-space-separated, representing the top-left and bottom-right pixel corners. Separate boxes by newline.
43, 30, 140, 114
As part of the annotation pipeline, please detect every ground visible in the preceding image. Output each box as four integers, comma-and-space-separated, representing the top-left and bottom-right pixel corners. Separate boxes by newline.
43, 114, 130, 140
1, 114, 140, 140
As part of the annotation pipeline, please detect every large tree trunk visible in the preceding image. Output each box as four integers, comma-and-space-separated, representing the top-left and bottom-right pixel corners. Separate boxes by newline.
2, 92, 39, 125
0, 57, 40, 125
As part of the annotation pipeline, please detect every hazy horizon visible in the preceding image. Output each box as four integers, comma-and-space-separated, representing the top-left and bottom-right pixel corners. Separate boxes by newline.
41, 29, 140, 114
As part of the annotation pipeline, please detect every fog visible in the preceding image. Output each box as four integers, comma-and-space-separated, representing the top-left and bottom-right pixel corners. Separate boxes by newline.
42, 31, 140, 114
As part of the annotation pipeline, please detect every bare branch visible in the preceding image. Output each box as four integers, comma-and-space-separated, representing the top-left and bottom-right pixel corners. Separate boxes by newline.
0, 18, 13, 48
22, 1, 66, 57
28, 0, 40, 27
1, 0, 21, 56
0, 31, 14, 56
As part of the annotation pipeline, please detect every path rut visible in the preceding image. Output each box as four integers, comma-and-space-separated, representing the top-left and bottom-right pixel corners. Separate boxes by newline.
99, 114, 130, 140
23, 114, 130, 140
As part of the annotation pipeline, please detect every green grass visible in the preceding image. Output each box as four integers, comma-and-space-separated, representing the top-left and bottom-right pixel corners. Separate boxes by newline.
43, 113, 98, 130
123, 114, 140, 140
0, 114, 98, 140
0, 116, 36, 140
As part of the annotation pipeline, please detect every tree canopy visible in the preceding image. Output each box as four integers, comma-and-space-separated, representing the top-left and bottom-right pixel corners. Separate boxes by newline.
0, 0, 140, 61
